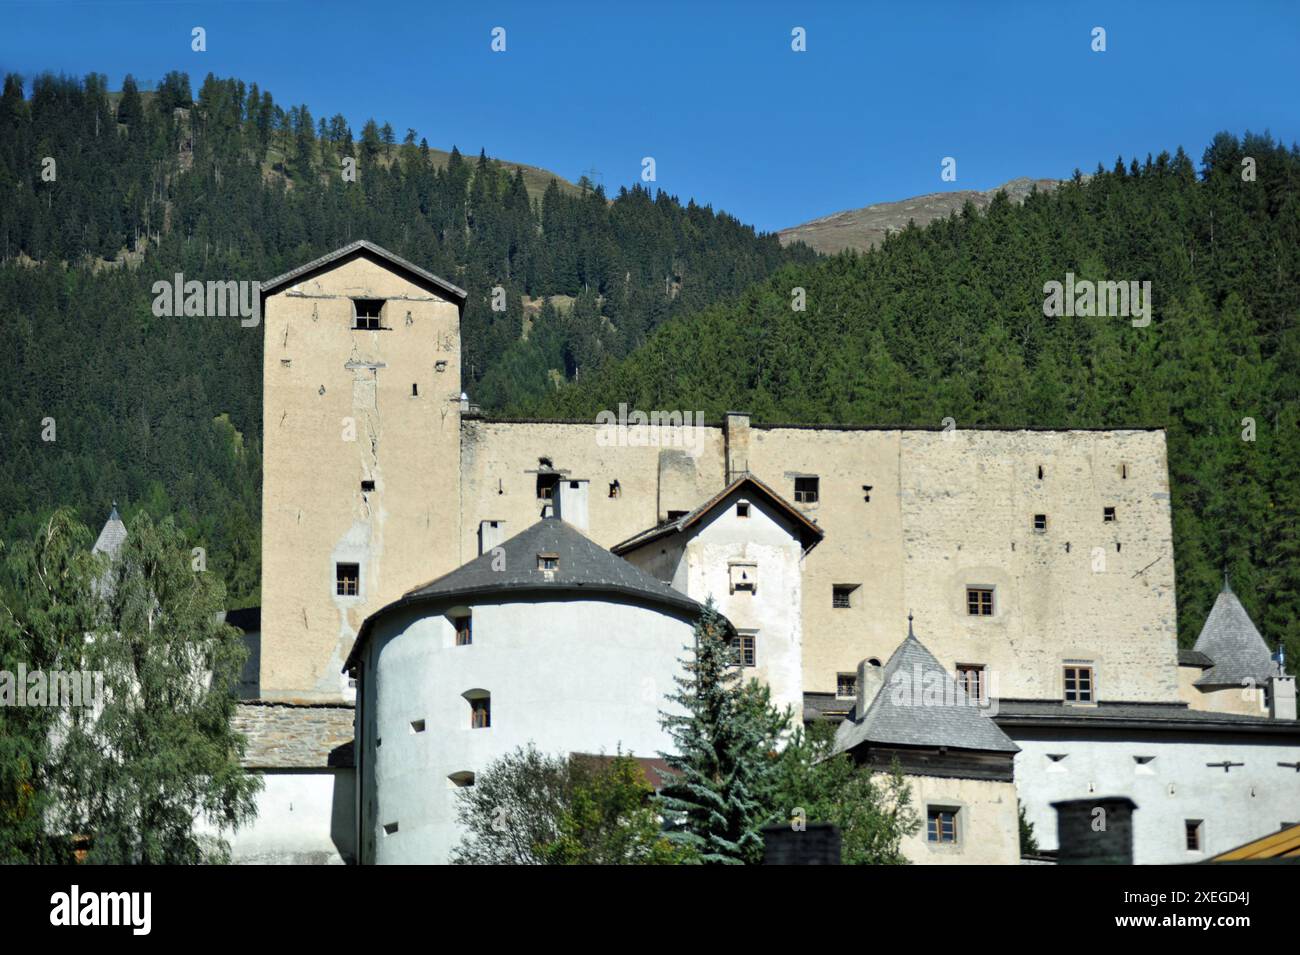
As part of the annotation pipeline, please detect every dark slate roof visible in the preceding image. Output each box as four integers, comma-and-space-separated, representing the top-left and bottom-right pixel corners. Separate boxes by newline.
1192, 577, 1275, 687
993, 699, 1300, 735
611, 473, 824, 555
261, 240, 467, 302
91, 503, 127, 559
1178, 648, 1215, 668
344, 517, 706, 671
833, 623, 1019, 755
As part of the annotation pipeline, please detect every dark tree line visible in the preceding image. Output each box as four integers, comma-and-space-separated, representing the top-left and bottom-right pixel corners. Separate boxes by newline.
539, 133, 1300, 660
0, 70, 812, 605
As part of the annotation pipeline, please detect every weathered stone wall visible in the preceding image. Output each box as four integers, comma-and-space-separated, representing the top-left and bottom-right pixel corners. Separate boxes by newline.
260, 254, 462, 700
897, 775, 1021, 865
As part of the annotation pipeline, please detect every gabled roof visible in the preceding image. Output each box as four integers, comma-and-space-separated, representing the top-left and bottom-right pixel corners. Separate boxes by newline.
261, 240, 467, 303
1192, 575, 1275, 687
611, 473, 824, 556
92, 503, 127, 559
344, 517, 707, 671
834, 620, 1019, 755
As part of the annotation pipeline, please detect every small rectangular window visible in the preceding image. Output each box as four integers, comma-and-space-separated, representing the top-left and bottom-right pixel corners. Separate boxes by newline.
536, 473, 560, 501
966, 587, 994, 616
956, 664, 986, 702
832, 584, 858, 609
730, 633, 756, 667
1185, 819, 1203, 852
361, 480, 376, 492
736, 501, 750, 518
1064, 665, 1094, 703
352, 298, 384, 330
608, 480, 621, 499
538, 553, 559, 571
1033, 514, 1048, 532
927, 807, 959, 844
667, 510, 688, 520
794, 476, 819, 504
336, 562, 359, 597
454, 615, 472, 646
837, 672, 857, 698
410, 719, 426, 733
1103, 506, 1116, 523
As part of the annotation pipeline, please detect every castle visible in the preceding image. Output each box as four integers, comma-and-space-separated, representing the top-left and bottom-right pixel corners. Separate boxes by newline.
192, 240, 1298, 864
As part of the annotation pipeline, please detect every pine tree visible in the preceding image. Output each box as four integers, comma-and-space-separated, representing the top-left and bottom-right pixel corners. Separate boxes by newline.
657, 601, 788, 864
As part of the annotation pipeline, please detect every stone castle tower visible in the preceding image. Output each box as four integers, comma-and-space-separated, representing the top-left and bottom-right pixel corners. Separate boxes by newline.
259, 242, 466, 700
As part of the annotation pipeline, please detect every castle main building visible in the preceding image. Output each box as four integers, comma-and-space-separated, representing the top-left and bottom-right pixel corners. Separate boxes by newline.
222, 241, 1298, 865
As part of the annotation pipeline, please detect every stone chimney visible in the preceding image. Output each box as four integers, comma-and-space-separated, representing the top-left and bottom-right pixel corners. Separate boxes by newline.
1270, 675, 1297, 721
478, 520, 507, 555
554, 479, 589, 533
1053, 797, 1137, 864
724, 411, 751, 484
856, 658, 884, 718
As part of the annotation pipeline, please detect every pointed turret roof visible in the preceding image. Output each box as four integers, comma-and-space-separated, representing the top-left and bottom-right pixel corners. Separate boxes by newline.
92, 502, 127, 559
345, 517, 707, 671
1191, 575, 1274, 687
834, 620, 1019, 755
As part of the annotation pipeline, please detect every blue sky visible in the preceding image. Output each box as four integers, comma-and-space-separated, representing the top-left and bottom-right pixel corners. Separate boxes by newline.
3, 0, 1298, 233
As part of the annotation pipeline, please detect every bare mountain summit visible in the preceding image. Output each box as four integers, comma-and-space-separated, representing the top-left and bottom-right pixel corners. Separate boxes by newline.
779, 176, 1062, 255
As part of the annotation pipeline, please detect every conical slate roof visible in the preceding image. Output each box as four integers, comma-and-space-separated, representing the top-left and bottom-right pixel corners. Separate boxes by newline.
834, 622, 1019, 755
91, 503, 127, 558
345, 518, 706, 671
1191, 576, 1275, 687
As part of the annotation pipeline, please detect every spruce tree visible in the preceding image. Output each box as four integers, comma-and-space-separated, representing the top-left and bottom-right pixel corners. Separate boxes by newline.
657, 601, 788, 864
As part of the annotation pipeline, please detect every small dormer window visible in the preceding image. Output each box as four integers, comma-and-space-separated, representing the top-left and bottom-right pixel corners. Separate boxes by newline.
538, 553, 559, 572
352, 298, 384, 330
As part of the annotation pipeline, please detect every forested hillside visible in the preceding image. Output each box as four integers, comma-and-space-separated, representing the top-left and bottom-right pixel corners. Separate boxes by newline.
538, 134, 1300, 656
0, 71, 813, 604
